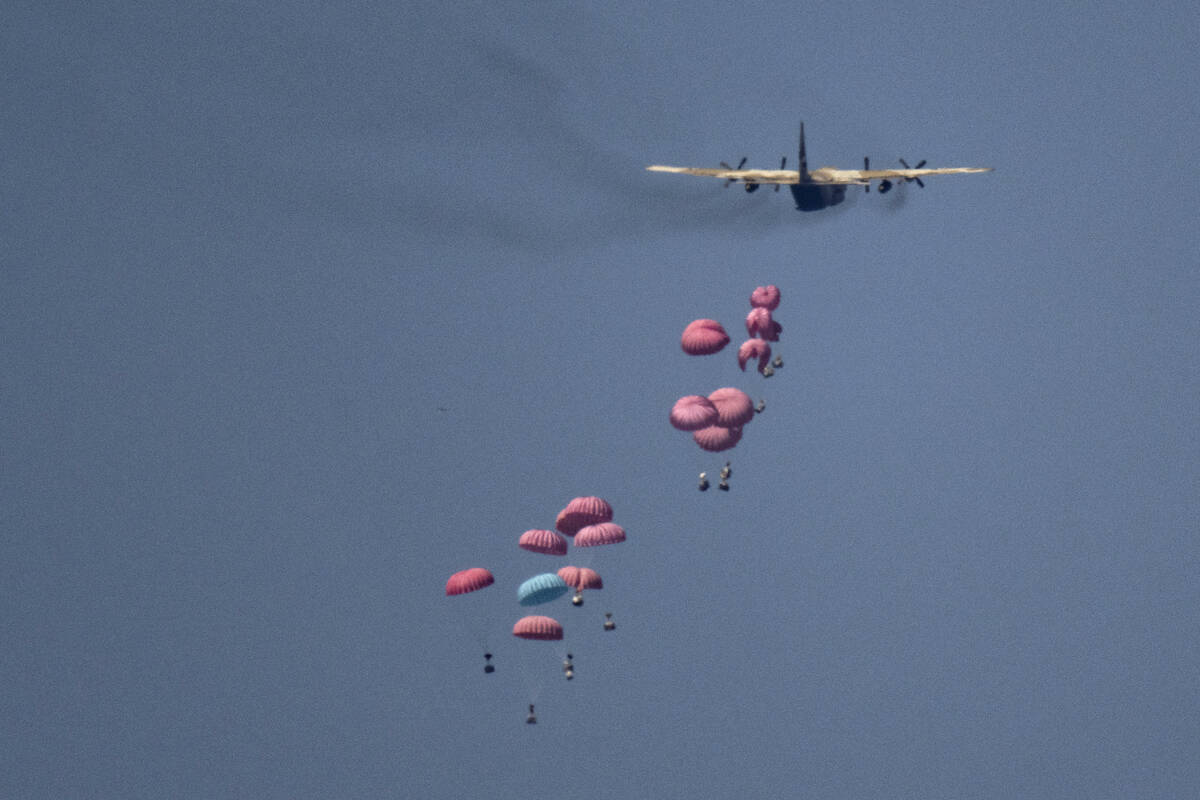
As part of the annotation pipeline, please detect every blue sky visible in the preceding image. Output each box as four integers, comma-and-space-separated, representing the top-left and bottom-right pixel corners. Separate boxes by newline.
3, 2, 1198, 797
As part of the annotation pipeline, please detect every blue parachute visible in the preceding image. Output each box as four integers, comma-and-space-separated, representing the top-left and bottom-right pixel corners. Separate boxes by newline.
517, 573, 569, 606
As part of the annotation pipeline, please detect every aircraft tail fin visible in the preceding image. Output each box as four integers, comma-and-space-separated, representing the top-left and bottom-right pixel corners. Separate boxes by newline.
798, 122, 809, 182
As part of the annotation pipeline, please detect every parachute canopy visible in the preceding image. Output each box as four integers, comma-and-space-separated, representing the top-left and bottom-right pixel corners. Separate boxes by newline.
745, 307, 770, 338
708, 387, 755, 428
670, 394, 719, 431
445, 567, 495, 596
693, 424, 743, 452
513, 615, 564, 640
737, 339, 772, 372
680, 319, 730, 355
518, 528, 567, 556
555, 496, 613, 536
745, 307, 780, 341
517, 573, 570, 606
558, 566, 603, 591
750, 285, 781, 310
575, 522, 626, 547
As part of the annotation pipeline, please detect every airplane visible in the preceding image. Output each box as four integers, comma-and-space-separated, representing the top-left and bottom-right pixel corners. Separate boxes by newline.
646, 122, 992, 212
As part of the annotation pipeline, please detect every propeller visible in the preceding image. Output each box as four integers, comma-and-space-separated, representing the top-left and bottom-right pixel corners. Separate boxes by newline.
863, 156, 870, 192
719, 156, 787, 193
719, 157, 747, 187
752, 156, 786, 193
877, 158, 927, 194
899, 158, 927, 188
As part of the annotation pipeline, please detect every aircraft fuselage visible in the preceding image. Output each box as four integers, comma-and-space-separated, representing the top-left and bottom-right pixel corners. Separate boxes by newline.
789, 122, 846, 211
789, 182, 846, 212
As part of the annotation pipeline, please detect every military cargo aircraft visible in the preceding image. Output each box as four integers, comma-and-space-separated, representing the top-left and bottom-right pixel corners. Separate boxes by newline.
646, 123, 992, 211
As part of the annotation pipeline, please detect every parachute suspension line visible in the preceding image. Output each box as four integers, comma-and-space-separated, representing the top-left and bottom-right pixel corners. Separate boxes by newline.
470, 610, 491, 658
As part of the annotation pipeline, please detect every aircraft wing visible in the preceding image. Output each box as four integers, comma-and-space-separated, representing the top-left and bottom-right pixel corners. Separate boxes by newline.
812, 166, 993, 185
645, 165, 800, 184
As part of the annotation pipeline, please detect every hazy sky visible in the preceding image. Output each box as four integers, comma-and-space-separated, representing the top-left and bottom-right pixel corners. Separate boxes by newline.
3, 2, 1198, 797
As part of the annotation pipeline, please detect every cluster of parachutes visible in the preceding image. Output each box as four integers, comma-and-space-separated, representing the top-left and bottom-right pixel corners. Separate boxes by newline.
445, 495, 623, 684
670, 286, 784, 457
443, 289, 787, 718
678, 284, 782, 375
741, 284, 783, 374
670, 387, 755, 453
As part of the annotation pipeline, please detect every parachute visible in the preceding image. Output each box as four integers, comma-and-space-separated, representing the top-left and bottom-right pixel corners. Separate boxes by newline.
745, 307, 781, 341
744, 309, 782, 343
517, 573, 570, 606
555, 496, 613, 536
559, 566, 603, 606
693, 424, 743, 452
707, 387, 755, 428
670, 394, 719, 431
744, 307, 770, 338
512, 615, 564, 640
737, 339, 772, 373
445, 567, 495, 596
518, 529, 567, 556
557, 566, 603, 591
680, 318, 730, 355
574, 522, 626, 547
749, 284, 781, 310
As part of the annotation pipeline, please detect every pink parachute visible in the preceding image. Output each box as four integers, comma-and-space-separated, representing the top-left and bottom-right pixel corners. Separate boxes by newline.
680, 319, 730, 355
557, 566, 603, 591
518, 529, 567, 556
445, 567, 495, 596
749, 285, 781, 310
745, 308, 781, 341
513, 615, 564, 640
737, 339, 772, 373
669, 395, 719, 431
574, 522, 626, 547
745, 307, 771, 338
748, 284, 777, 309
707, 387, 755, 428
693, 424, 743, 452
555, 496, 613, 536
